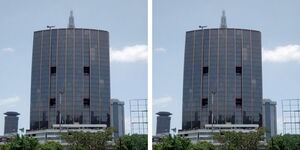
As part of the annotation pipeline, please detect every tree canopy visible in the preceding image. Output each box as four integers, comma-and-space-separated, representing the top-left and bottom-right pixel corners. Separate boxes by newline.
3, 135, 39, 150
60, 127, 114, 150
114, 134, 147, 150
153, 135, 193, 150
266, 134, 300, 150
212, 128, 265, 150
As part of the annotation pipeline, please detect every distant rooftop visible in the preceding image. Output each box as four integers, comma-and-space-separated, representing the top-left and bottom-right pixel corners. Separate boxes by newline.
156, 111, 172, 116
111, 98, 125, 104
4, 111, 20, 116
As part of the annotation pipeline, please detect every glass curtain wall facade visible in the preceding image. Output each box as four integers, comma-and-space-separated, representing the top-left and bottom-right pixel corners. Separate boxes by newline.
30, 28, 110, 130
182, 28, 262, 130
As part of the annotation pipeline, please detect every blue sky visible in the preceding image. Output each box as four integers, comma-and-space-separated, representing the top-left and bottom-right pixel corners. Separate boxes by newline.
0, 0, 147, 135
153, 0, 300, 134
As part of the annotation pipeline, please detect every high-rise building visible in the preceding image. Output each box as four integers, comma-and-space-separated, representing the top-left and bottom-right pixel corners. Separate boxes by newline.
4, 111, 20, 135
262, 99, 277, 141
110, 99, 125, 138
156, 111, 172, 135
30, 11, 111, 130
182, 11, 262, 130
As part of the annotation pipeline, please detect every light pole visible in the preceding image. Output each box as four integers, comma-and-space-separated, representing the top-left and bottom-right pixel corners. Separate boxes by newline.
189, 88, 193, 129
58, 90, 64, 143
59, 91, 64, 132
211, 91, 216, 142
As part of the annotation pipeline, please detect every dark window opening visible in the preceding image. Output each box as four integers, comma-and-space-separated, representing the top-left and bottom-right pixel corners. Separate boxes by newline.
236, 98, 242, 107
51, 67, 56, 75
236, 67, 242, 75
84, 67, 90, 75
83, 98, 90, 107
202, 98, 208, 107
203, 67, 209, 75
50, 98, 56, 107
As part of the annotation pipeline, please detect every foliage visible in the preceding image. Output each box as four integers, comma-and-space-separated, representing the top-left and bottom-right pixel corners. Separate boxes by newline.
212, 127, 265, 150
0, 135, 64, 150
114, 134, 147, 150
61, 127, 113, 150
4, 134, 39, 150
153, 135, 193, 150
191, 141, 216, 150
37, 141, 64, 150
0, 145, 7, 150
266, 134, 300, 150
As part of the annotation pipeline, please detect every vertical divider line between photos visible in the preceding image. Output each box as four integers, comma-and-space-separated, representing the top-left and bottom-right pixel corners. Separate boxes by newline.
147, 0, 153, 149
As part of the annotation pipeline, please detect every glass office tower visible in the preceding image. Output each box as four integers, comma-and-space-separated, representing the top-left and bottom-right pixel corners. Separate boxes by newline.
182, 11, 262, 130
30, 12, 111, 130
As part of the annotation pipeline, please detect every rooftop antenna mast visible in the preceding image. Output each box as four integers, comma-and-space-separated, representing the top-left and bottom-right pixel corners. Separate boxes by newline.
220, 10, 227, 28
68, 10, 75, 28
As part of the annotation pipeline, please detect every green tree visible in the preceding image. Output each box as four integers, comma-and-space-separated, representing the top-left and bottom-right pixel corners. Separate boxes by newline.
191, 141, 216, 150
0, 145, 7, 150
266, 134, 300, 150
212, 128, 265, 150
61, 127, 113, 150
153, 135, 193, 150
37, 141, 64, 150
4, 135, 39, 150
114, 134, 147, 150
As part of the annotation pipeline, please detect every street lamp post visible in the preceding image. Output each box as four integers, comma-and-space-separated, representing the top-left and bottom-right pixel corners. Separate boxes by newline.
189, 89, 193, 129
58, 90, 64, 143
211, 91, 216, 142
59, 91, 64, 132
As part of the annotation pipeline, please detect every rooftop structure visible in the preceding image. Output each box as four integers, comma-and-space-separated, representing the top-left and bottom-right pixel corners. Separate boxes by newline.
68, 10, 75, 28
220, 10, 227, 28
156, 111, 172, 135
4, 111, 20, 135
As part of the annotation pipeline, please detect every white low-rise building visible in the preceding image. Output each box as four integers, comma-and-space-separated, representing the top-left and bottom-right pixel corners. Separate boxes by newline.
178, 123, 259, 144
26, 124, 107, 145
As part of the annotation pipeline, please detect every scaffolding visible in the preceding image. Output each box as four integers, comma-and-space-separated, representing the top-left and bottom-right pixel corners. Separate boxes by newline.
282, 99, 300, 134
129, 99, 148, 135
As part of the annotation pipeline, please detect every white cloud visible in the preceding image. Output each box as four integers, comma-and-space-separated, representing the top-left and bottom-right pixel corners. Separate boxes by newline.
153, 96, 173, 106
262, 45, 300, 63
110, 45, 147, 63
0, 96, 20, 106
155, 47, 167, 52
1, 48, 14, 52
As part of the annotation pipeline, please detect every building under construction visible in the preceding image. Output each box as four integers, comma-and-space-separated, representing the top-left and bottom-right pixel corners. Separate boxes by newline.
129, 99, 148, 135
282, 99, 300, 134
